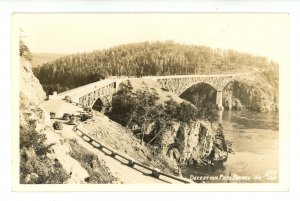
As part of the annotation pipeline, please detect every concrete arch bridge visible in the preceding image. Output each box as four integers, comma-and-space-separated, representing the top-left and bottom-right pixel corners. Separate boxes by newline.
49, 74, 246, 110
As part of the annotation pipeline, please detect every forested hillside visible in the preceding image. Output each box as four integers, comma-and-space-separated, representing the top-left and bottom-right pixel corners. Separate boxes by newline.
33, 41, 279, 95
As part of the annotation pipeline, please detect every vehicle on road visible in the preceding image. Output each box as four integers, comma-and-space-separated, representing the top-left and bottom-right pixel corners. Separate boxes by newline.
68, 116, 79, 125
83, 107, 92, 113
64, 95, 72, 103
53, 121, 63, 130
50, 112, 56, 119
80, 112, 93, 121
62, 113, 72, 120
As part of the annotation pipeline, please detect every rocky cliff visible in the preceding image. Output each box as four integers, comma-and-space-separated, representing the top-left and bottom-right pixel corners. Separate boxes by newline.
223, 73, 278, 112
20, 57, 46, 107
180, 72, 279, 112
161, 120, 228, 166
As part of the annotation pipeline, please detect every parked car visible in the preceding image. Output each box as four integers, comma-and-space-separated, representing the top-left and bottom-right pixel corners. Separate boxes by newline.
83, 107, 92, 113
53, 121, 63, 130
62, 113, 72, 120
64, 96, 72, 103
80, 113, 93, 122
50, 112, 56, 119
68, 116, 79, 125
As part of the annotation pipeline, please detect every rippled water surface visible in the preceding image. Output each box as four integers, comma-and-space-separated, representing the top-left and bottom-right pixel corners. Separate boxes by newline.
184, 110, 279, 183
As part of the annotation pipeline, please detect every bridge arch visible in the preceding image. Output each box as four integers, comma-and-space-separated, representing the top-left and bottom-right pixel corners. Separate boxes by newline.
89, 95, 112, 112
156, 75, 235, 110
91, 97, 104, 112
178, 81, 218, 96
179, 82, 217, 108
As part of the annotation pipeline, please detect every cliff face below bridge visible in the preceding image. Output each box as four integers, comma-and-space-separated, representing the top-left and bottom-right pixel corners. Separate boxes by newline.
160, 120, 228, 166
180, 71, 279, 112
223, 72, 278, 112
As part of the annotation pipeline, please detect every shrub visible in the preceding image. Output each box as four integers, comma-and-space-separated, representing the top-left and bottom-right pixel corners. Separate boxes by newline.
20, 153, 68, 184
20, 125, 53, 157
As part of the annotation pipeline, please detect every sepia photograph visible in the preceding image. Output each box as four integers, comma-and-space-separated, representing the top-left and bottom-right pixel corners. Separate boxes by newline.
12, 12, 289, 190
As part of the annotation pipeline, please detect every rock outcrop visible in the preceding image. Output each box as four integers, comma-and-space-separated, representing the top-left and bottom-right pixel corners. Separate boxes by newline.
223, 74, 278, 112
180, 72, 278, 112
20, 57, 46, 107
161, 120, 228, 166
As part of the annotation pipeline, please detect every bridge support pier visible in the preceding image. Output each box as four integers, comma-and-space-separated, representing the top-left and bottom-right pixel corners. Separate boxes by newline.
216, 91, 223, 111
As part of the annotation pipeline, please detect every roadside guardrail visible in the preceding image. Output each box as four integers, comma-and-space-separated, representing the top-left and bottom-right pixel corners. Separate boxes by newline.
73, 126, 193, 184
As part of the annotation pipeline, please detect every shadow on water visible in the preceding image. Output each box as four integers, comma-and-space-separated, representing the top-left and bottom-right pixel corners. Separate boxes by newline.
223, 110, 279, 130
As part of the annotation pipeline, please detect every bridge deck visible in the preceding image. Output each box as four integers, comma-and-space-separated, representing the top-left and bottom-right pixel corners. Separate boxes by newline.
50, 73, 246, 103
52, 79, 117, 100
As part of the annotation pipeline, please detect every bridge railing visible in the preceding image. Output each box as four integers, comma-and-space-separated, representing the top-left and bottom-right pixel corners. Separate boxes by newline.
49, 79, 118, 100
73, 126, 193, 184
49, 73, 252, 103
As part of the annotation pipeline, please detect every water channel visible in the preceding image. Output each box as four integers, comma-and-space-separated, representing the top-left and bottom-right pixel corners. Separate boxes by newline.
183, 110, 279, 183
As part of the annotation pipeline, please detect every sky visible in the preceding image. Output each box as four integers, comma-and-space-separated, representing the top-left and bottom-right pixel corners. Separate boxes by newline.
14, 13, 289, 65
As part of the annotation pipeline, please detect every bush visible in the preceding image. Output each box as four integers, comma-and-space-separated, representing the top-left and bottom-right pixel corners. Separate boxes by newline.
20, 152, 69, 184
176, 102, 199, 122
20, 125, 53, 157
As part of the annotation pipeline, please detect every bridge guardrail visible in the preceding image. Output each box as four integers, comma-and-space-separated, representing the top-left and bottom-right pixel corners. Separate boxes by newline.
73, 126, 193, 184
50, 73, 251, 102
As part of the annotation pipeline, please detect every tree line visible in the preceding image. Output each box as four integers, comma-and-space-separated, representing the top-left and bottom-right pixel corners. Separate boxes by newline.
33, 41, 279, 95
